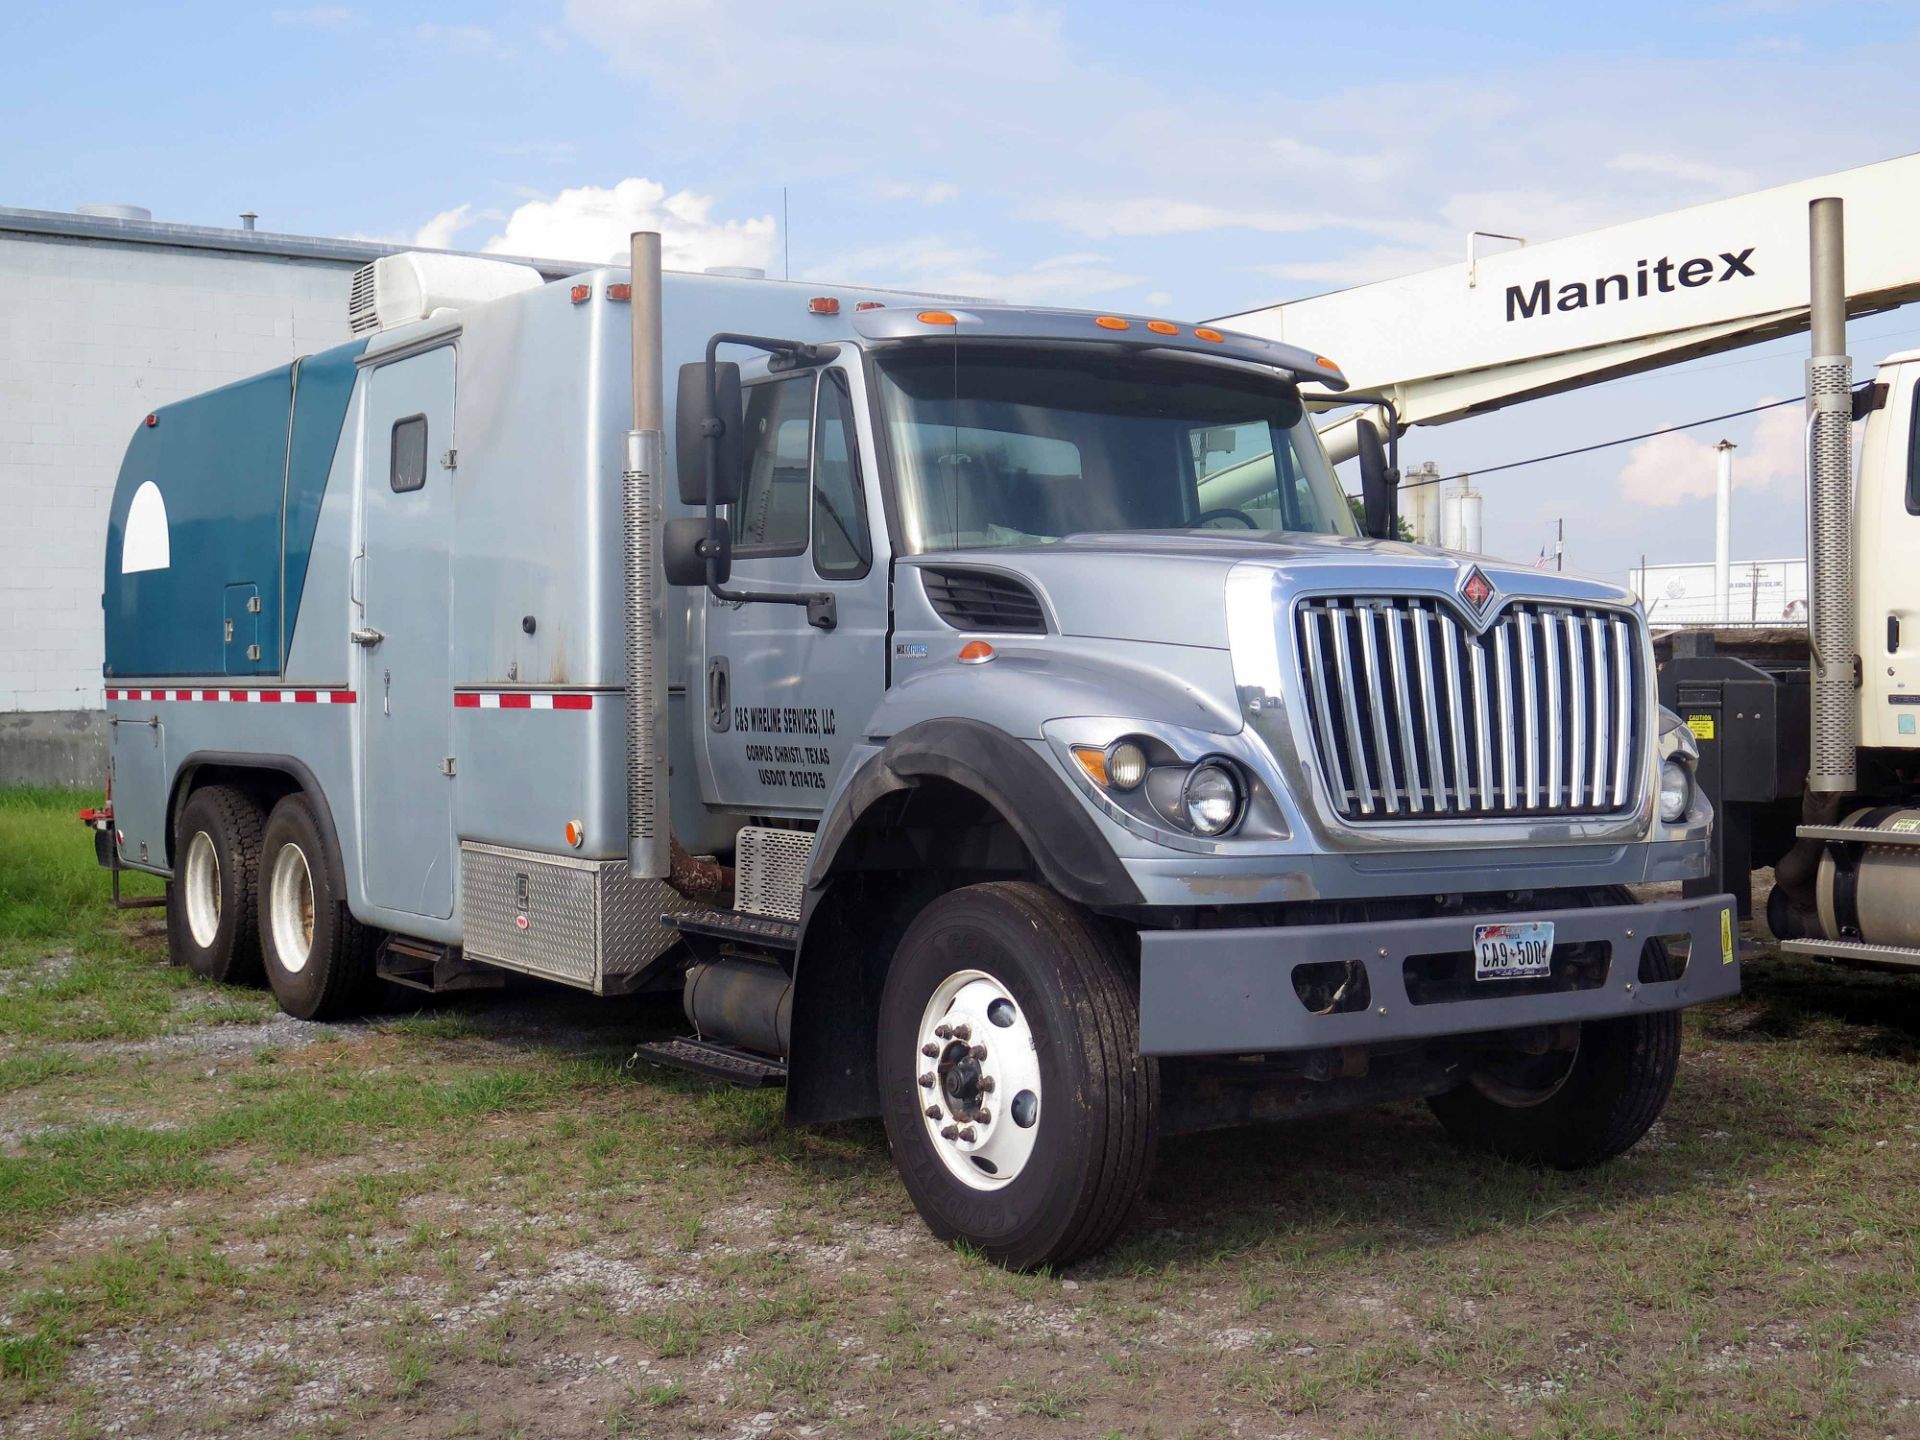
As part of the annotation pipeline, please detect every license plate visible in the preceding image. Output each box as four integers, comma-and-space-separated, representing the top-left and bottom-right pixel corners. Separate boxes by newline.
1473, 921, 1555, 980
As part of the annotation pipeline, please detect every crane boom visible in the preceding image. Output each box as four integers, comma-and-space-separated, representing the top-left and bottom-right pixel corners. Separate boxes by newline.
1215, 151, 1920, 443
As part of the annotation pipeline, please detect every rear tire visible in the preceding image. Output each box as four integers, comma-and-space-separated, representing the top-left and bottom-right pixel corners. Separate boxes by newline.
1426, 939, 1681, 1169
877, 881, 1158, 1269
259, 793, 378, 1021
167, 785, 267, 985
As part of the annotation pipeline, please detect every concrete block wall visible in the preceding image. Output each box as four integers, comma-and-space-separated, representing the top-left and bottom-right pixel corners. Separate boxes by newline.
0, 234, 356, 715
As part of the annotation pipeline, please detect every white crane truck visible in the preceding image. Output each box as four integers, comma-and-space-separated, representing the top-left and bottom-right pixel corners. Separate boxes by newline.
1221, 151, 1920, 972
88, 233, 1735, 1267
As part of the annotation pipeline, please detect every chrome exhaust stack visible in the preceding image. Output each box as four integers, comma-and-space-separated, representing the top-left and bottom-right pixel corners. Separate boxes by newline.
624, 232, 670, 880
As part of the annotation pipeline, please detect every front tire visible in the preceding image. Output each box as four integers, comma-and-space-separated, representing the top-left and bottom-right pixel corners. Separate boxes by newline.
877, 882, 1158, 1269
166, 785, 266, 985
1426, 940, 1681, 1169
259, 794, 378, 1021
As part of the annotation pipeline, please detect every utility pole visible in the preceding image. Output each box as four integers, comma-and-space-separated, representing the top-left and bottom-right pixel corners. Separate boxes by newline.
1714, 439, 1735, 624
1555, 518, 1563, 573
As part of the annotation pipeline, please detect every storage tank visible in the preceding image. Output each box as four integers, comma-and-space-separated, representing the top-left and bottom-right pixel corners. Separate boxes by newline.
1440, 474, 1483, 554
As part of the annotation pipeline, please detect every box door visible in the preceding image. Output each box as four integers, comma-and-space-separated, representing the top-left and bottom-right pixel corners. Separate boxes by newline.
358, 346, 456, 917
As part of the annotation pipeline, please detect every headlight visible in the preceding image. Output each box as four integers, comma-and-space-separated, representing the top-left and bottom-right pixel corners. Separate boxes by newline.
1181, 761, 1244, 836
1659, 758, 1691, 823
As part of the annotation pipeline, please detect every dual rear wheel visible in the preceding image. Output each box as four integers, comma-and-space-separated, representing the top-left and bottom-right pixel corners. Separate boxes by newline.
167, 785, 377, 1020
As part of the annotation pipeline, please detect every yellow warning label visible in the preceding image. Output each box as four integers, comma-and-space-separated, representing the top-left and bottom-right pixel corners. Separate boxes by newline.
1892, 817, 1920, 834
1721, 909, 1735, 965
1688, 714, 1716, 741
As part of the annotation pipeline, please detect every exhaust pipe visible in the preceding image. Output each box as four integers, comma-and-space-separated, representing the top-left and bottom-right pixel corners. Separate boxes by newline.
623, 233, 670, 880
1771, 198, 1857, 934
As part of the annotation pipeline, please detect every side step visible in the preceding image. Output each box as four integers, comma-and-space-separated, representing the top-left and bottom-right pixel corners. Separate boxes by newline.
632, 1037, 788, 1087
1778, 938, 1920, 971
664, 904, 798, 952
376, 937, 506, 993
1797, 823, 1920, 848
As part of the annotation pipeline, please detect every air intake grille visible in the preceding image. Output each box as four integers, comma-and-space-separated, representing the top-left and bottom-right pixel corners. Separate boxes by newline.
347, 262, 379, 334
921, 568, 1046, 633
1294, 597, 1644, 821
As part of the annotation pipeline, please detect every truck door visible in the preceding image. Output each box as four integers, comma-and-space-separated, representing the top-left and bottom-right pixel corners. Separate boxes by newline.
357, 345, 456, 917
1858, 359, 1920, 748
699, 362, 888, 814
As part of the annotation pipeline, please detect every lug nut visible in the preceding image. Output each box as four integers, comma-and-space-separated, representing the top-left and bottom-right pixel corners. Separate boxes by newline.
974, 1109, 990, 1124
978, 1076, 995, 1092
941, 1124, 960, 1140
919, 1072, 935, 1088
922, 1043, 939, 1058
951, 1024, 971, 1041
935, 1024, 952, 1039
926, 1106, 943, 1120
958, 1127, 976, 1143
970, 1045, 987, 1061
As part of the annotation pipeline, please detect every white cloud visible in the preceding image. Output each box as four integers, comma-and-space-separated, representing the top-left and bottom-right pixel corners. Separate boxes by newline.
1252, 245, 1457, 290
271, 5, 361, 29
803, 236, 1143, 305
1616, 399, 1804, 508
479, 178, 777, 272
1606, 152, 1753, 191
874, 180, 960, 205
415, 22, 499, 53
411, 204, 476, 251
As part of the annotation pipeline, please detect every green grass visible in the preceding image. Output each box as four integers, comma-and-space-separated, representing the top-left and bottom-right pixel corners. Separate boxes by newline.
0, 787, 160, 960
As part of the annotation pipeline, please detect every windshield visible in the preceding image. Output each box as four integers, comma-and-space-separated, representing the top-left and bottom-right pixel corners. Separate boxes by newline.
875, 346, 1355, 553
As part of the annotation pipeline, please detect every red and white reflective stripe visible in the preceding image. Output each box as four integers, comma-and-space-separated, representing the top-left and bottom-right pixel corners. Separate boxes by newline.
453, 690, 596, 711
105, 688, 357, 704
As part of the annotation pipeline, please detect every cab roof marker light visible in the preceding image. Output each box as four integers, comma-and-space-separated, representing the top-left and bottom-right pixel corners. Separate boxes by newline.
1094, 316, 1130, 331
808, 296, 840, 315
606, 283, 632, 302
918, 310, 959, 325
1193, 327, 1225, 343
1314, 354, 1341, 372
855, 301, 885, 311
1146, 320, 1180, 335
569, 284, 591, 304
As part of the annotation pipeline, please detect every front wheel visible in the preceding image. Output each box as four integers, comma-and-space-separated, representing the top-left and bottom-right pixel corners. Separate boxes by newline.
259, 794, 379, 1021
1426, 941, 1681, 1169
877, 882, 1158, 1269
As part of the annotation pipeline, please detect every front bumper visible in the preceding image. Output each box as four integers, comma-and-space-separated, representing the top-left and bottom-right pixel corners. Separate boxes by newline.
1138, 893, 1739, 1056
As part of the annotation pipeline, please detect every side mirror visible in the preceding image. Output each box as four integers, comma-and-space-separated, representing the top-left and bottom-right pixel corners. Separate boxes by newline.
663, 515, 731, 587
1355, 419, 1399, 541
675, 360, 743, 506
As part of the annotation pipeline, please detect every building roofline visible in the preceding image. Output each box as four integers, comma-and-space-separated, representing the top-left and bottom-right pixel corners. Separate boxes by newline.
0, 205, 586, 280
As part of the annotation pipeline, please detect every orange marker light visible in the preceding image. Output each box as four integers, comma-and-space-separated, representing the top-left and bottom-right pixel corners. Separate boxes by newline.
1146, 320, 1180, 335
1314, 354, 1340, 370
855, 301, 886, 311
1071, 745, 1110, 786
918, 310, 958, 325
1194, 327, 1225, 343
569, 284, 591, 304
1094, 315, 1130, 331
565, 820, 584, 849
606, 283, 632, 302
145, 413, 158, 428
957, 640, 996, 664
808, 296, 841, 315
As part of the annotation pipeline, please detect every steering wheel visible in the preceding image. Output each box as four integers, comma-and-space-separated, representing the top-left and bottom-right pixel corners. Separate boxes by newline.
1196, 507, 1259, 530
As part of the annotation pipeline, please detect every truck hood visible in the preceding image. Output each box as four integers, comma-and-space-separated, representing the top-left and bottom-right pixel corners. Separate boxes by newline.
912, 531, 1638, 648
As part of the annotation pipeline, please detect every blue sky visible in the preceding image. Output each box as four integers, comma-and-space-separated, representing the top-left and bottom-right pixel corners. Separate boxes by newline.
7, 0, 1920, 581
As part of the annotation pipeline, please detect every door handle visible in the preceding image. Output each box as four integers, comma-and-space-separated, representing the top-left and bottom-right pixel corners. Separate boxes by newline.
351, 627, 385, 647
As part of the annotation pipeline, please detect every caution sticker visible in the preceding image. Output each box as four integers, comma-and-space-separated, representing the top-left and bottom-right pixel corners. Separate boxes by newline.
1721, 908, 1735, 965
1688, 714, 1716, 741
1891, 817, 1920, 834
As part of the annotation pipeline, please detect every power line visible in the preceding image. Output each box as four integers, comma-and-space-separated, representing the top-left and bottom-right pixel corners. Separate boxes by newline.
1394, 394, 1811, 491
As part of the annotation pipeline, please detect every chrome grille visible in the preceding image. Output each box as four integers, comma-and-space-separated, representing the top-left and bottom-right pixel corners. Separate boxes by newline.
1294, 597, 1643, 821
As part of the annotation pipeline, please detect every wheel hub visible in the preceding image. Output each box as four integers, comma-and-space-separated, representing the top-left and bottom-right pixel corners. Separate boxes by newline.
915, 969, 1042, 1191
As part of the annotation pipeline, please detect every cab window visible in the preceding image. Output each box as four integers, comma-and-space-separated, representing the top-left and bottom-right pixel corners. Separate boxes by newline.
812, 372, 872, 578
734, 375, 815, 555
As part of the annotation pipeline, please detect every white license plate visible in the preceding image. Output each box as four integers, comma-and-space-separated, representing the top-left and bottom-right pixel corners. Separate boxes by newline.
1473, 921, 1555, 980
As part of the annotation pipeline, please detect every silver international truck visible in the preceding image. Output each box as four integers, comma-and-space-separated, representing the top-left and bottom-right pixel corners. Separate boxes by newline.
93, 234, 1739, 1267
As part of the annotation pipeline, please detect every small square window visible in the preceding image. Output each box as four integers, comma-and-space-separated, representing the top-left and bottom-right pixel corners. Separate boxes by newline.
391, 414, 429, 493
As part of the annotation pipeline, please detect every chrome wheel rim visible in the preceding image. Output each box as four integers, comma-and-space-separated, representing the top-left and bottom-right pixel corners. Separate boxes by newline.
183, 830, 222, 949
269, 842, 316, 975
915, 968, 1042, 1191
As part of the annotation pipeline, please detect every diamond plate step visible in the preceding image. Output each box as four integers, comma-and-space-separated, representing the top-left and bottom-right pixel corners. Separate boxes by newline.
664, 905, 799, 951
1779, 938, 1920, 970
632, 1038, 788, 1087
